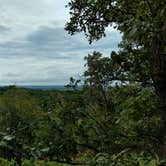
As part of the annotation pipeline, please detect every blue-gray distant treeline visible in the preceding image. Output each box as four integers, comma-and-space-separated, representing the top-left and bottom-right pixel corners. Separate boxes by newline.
0, 85, 82, 91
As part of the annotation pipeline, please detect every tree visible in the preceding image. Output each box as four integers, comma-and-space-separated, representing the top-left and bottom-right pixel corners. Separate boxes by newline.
65, 0, 166, 160
84, 51, 113, 88
65, 77, 81, 90
84, 51, 119, 112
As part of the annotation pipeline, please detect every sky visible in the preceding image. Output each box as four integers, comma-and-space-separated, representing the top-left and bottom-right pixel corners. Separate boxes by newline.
0, 0, 121, 85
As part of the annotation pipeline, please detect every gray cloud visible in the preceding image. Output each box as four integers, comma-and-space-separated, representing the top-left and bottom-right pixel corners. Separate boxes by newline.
0, 25, 10, 33
26, 26, 121, 57
4, 72, 21, 78
0, 25, 121, 59
0, 0, 121, 85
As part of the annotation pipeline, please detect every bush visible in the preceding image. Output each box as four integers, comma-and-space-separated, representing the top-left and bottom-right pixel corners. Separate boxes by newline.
0, 158, 69, 166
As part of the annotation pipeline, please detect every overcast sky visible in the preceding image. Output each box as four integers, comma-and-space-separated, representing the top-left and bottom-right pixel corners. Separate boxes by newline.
0, 0, 121, 85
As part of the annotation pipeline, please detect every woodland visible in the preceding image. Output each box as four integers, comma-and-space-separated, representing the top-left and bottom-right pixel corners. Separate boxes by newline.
0, 0, 166, 165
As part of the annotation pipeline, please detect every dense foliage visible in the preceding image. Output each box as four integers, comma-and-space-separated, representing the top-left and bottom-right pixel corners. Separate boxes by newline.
0, 74, 165, 165
65, 0, 166, 163
0, 0, 165, 165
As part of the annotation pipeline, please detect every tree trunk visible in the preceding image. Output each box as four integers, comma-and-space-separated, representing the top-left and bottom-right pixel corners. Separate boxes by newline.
152, 37, 166, 162
154, 70, 166, 159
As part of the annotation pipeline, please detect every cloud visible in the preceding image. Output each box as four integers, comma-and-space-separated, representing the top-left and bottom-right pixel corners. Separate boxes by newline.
26, 25, 121, 56
0, 25, 121, 58
0, 25, 10, 34
4, 72, 21, 78
0, 0, 121, 85
0, 25, 121, 85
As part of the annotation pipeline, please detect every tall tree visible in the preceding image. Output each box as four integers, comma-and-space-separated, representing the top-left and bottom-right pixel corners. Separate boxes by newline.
65, 0, 166, 160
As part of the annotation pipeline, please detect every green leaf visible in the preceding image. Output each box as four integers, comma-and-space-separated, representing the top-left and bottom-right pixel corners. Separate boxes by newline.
3, 135, 15, 141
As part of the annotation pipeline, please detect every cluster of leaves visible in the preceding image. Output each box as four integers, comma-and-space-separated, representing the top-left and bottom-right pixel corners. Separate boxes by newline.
0, 158, 68, 166
66, 0, 166, 46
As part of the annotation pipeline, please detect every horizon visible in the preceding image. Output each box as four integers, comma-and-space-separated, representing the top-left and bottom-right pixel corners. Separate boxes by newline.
0, 84, 83, 91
